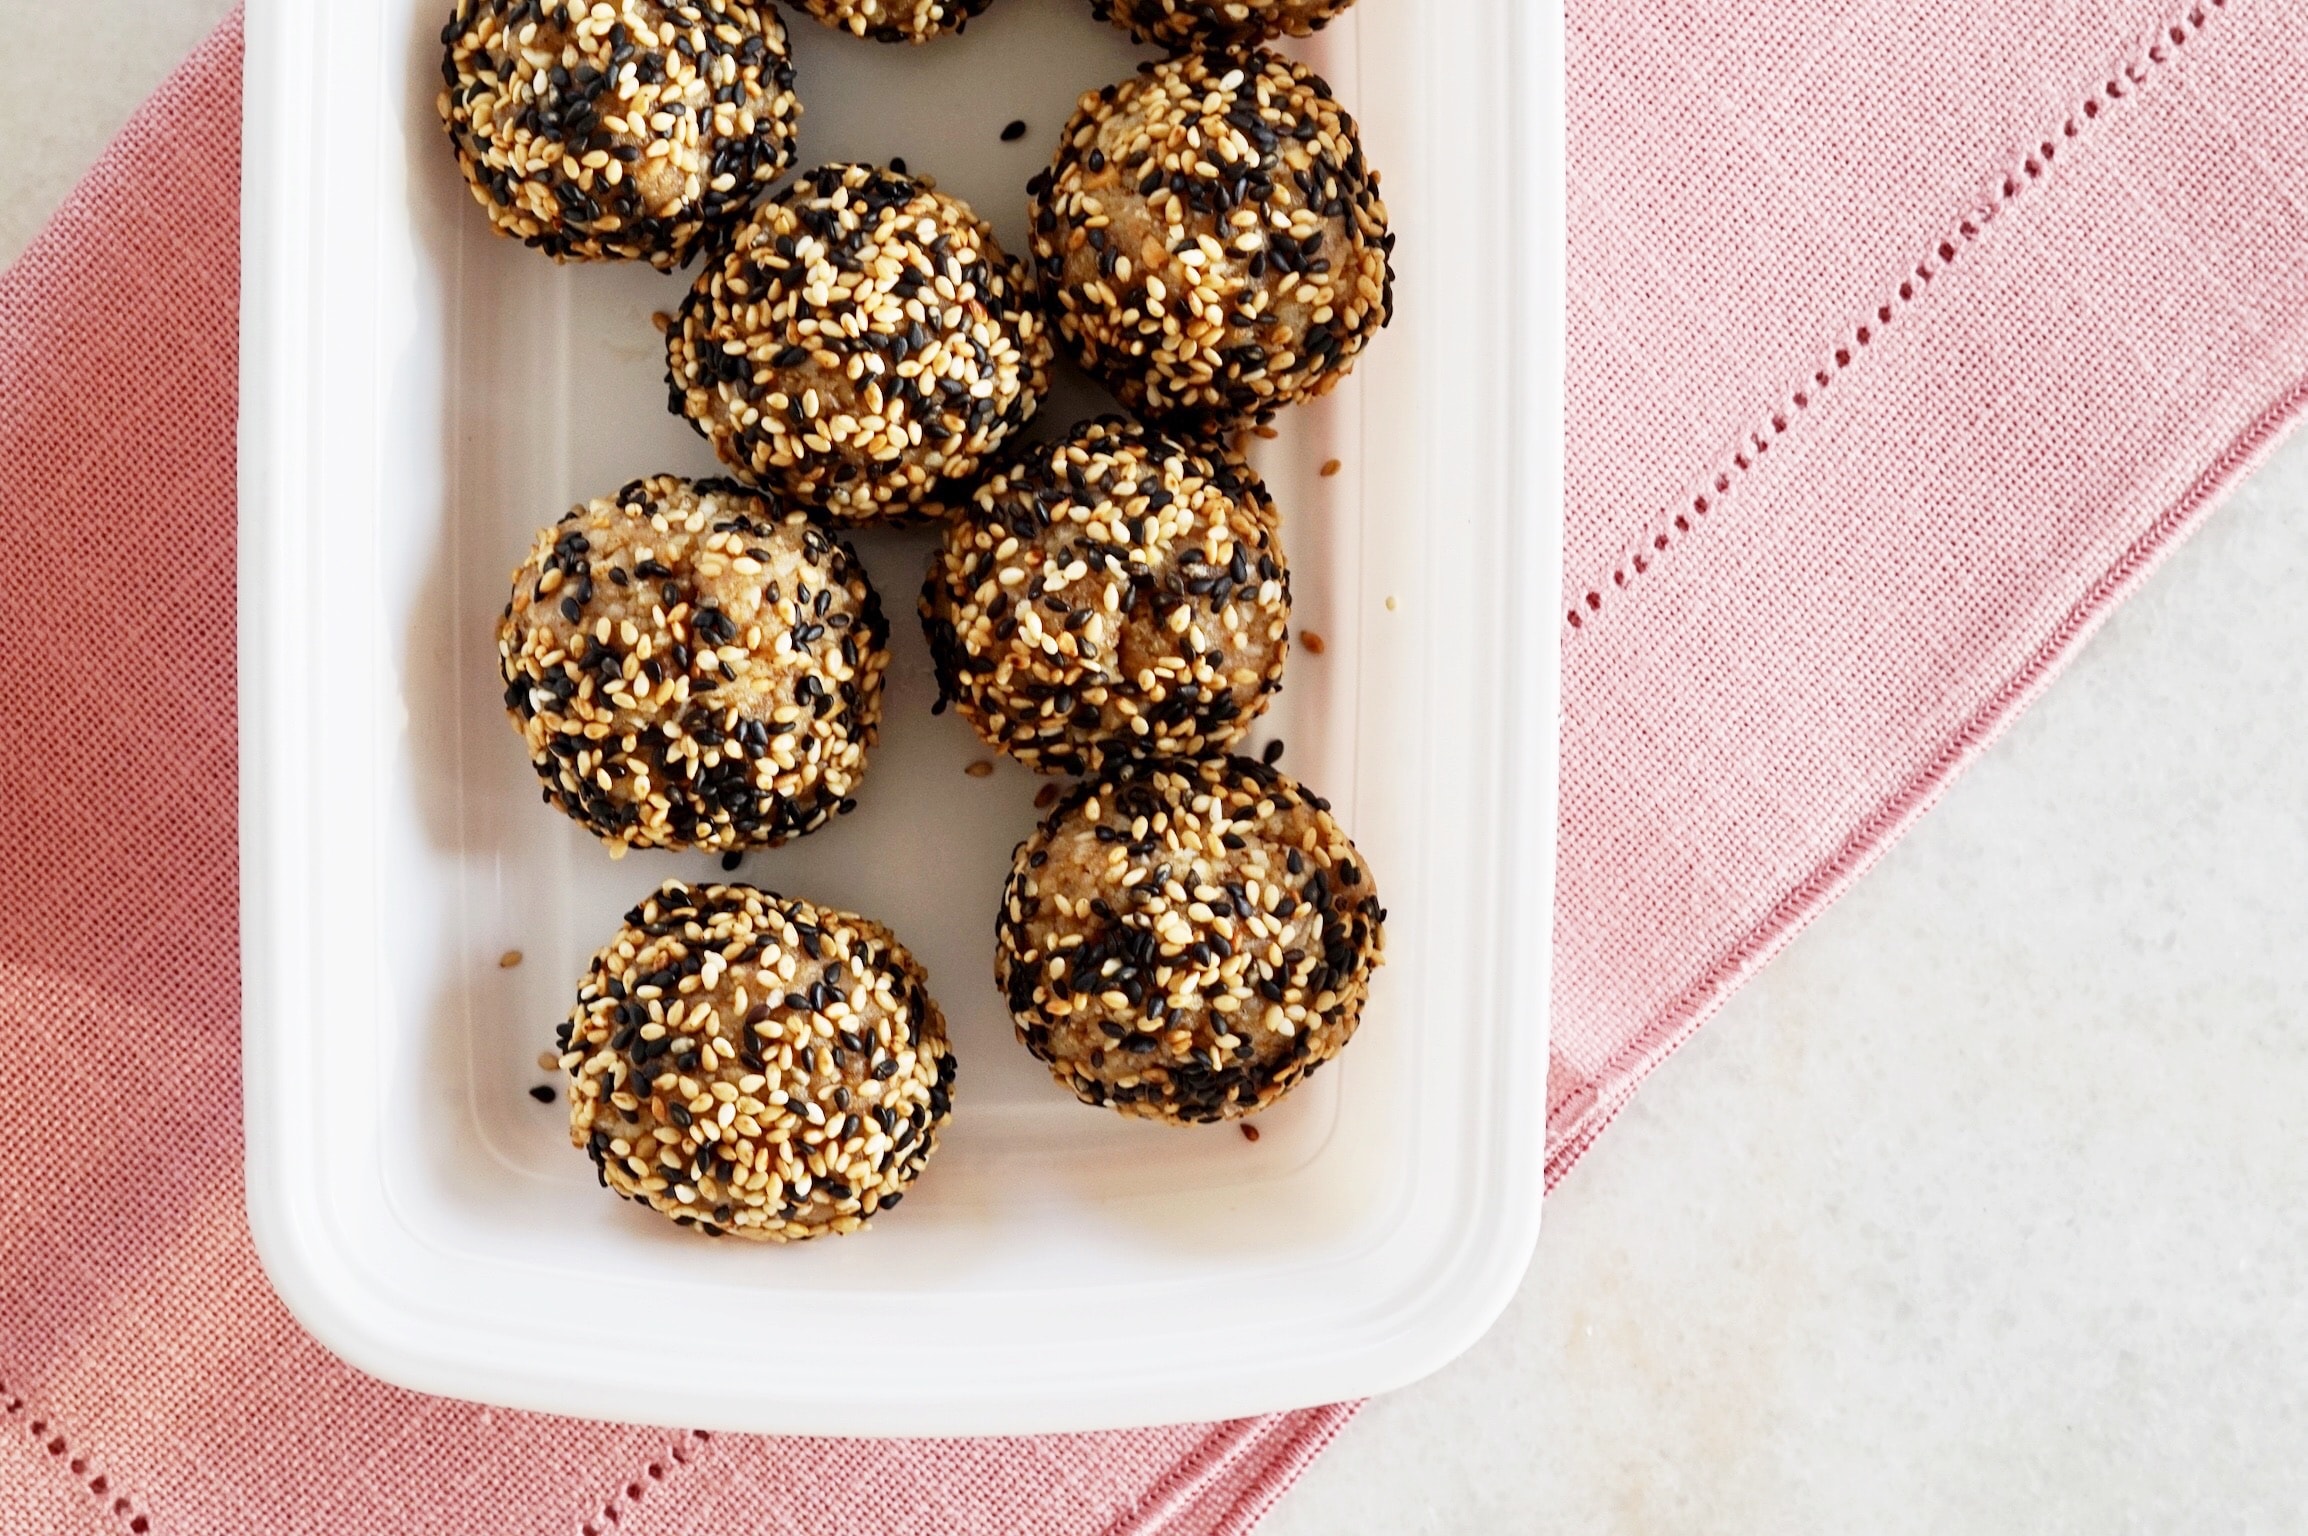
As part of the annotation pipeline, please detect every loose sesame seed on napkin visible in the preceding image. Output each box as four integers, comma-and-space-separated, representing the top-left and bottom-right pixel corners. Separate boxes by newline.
6, 1, 2308, 1531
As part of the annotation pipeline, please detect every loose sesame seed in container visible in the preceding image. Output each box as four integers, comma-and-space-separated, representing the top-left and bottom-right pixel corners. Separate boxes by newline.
782, 0, 996, 45
1088, 0, 1357, 51
498, 475, 890, 855
666, 163, 1055, 525
1027, 50, 1395, 429
437, 0, 802, 269
921, 415, 1290, 776
561, 882, 956, 1240
997, 754, 1385, 1124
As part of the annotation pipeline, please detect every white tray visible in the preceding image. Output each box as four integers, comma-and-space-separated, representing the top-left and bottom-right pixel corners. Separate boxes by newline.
240, 0, 1560, 1435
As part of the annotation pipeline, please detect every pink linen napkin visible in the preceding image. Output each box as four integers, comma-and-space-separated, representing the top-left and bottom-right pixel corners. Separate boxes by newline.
7, 1, 2308, 1533
1549, 0, 2308, 1180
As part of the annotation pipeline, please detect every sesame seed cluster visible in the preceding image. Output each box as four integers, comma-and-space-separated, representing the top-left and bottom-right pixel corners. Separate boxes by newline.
922, 416, 1289, 776
997, 755, 1383, 1123
438, 0, 802, 269
785, 0, 995, 45
1089, 0, 1354, 50
497, 475, 890, 854
667, 163, 1055, 525
562, 881, 956, 1240
1027, 50, 1394, 426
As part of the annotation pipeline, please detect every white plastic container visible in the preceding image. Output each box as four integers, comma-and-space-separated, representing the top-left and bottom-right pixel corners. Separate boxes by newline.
240, 0, 1560, 1435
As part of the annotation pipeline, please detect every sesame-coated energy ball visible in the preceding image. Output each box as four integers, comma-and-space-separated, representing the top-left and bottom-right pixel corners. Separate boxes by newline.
922, 416, 1289, 776
1089, 0, 1354, 50
561, 882, 956, 1240
782, 0, 994, 44
437, 0, 801, 269
1027, 52, 1394, 427
667, 164, 1054, 524
497, 476, 890, 855
997, 756, 1384, 1123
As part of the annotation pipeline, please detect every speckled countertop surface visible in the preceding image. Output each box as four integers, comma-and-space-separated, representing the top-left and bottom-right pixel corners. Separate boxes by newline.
10, 2, 2307, 1528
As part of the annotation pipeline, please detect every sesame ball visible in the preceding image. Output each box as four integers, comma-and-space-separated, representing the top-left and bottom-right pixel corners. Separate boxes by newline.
497, 475, 890, 855
783, 0, 994, 44
437, 0, 802, 269
921, 416, 1289, 776
1027, 52, 1394, 427
1089, 0, 1354, 50
997, 755, 1384, 1124
666, 164, 1054, 524
561, 882, 956, 1240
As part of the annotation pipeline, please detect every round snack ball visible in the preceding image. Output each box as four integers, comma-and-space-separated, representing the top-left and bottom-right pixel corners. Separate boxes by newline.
1089, 0, 1353, 49
667, 163, 1054, 524
1028, 51, 1394, 426
437, 0, 801, 269
498, 475, 890, 854
997, 755, 1384, 1123
561, 882, 956, 1240
922, 416, 1289, 776
783, 0, 994, 44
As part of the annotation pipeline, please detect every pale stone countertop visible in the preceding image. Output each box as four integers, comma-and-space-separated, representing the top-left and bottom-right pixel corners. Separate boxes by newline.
10, 2, 2307, 1529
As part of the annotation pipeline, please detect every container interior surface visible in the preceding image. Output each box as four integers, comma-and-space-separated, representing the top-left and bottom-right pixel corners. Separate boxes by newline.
241, 0, 1558, 1435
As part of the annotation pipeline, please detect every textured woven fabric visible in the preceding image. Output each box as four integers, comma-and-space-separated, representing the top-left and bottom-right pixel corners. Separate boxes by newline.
1550, 0, 2308, 1179
8, 0, 2308, 1530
